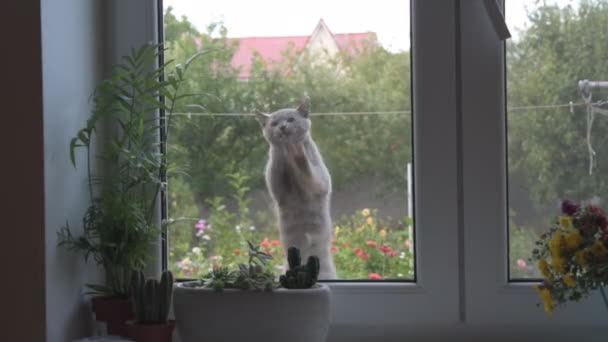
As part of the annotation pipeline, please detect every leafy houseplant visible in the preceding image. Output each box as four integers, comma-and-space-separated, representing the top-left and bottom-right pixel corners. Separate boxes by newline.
57, 43, 203, 335
126, 270, 176, 342
531, 199, 608, 315
173, 243, 331, 342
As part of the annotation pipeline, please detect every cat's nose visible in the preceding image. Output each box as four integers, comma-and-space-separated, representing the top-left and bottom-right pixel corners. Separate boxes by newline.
279, 124, 287, 132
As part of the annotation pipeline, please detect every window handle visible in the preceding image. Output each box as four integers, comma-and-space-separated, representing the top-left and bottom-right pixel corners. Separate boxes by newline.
483, 0, 511, 41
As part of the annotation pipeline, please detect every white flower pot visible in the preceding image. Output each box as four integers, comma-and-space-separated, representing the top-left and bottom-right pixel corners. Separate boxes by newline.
173, 282, 331, 342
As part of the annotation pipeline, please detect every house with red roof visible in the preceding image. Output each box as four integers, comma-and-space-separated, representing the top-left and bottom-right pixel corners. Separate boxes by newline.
228, 19, 377, 80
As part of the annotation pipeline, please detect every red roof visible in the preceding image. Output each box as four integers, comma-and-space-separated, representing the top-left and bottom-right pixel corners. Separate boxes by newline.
228, 36, 309, 80
228, 31, 376, 80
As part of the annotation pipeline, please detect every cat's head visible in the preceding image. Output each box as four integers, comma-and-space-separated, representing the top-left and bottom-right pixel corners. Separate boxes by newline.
256, 98, 311, 145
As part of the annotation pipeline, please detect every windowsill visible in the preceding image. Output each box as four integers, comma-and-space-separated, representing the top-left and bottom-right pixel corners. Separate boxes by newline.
325, 281, 423, 294
327, 323, 608, 342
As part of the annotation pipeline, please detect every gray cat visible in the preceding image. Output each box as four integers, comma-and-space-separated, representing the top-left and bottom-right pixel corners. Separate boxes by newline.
256, 98, 337, 279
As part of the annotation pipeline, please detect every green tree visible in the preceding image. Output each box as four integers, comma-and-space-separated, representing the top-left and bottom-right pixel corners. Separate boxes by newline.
507, 0, 608, 216
164, 16, 268, 215
164, 7, 198, 44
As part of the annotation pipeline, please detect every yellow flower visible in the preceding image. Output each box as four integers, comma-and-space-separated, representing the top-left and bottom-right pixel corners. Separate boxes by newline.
367, 217, 374, 226
534, 285, 553, 315
334, 226, 341, 236
591, 240, 608, 258
538, 258, 551, 279
575, 250, 587, 266
565, 229, 583, 251
548, 231, 563, 258
559, 216, 572, 230
552, 256, 566, 274
361, 208, 371, 217
562, 274, 577, 288
543, 301, 553, 315
379, 229, 387, 238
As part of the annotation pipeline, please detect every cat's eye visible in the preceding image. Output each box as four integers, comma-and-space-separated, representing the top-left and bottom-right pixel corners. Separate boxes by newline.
287, 117, 295, 123
271, 121, 278, 127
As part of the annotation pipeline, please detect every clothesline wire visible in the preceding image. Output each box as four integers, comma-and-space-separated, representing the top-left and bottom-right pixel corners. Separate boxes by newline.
167, 101, 607, 117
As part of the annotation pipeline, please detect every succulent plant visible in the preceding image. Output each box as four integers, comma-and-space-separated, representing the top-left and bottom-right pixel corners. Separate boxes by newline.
202, 240, 277, 292
131, 270, 174, 324
202, 266, 238, 292
279, 247, 320, 289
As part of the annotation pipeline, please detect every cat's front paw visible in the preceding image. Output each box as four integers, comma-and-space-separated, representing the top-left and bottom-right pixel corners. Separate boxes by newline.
287, 143, 305, 157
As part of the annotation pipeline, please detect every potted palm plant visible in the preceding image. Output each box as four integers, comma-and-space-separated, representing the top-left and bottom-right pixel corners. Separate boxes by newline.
57, 43, 204, 336
126, 270, 176, 342
173, 244, 332, 342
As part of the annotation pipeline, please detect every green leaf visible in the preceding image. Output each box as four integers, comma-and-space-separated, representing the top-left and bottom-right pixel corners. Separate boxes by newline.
69, 137, 80, 167
77, 131, 89, 146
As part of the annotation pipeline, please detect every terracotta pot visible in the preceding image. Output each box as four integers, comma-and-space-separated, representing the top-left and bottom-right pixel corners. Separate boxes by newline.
92, 296, 135, 337
126, 320, 175, 342
174, 282, 331, 342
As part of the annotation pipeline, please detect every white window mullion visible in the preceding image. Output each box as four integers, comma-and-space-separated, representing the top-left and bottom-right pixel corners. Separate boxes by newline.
328, 1, 461, 337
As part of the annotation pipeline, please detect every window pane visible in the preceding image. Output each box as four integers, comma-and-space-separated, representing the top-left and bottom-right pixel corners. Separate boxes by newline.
507, 0, 607, 279
163, 0, 413, 280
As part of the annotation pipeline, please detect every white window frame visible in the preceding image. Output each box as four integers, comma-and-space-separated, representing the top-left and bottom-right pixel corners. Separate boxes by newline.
107, 0, 608, 340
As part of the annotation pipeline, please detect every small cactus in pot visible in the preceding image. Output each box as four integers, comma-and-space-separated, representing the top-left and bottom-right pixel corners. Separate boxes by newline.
279, 247, 320, 289
127, 270, 175, 342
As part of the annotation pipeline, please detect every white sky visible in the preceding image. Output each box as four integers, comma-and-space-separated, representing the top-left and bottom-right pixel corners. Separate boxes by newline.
164, 0, 578, 52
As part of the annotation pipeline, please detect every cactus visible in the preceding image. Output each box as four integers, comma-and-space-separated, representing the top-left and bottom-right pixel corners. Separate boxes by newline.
131, 270, 174, 324
279, 247, 320, 289
287, 246, 301, 270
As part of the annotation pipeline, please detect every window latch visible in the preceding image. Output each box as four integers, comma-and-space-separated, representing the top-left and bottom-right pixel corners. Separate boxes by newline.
483, 0, 511, 41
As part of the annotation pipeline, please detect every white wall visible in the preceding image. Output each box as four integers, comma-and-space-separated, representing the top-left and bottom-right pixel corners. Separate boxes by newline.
41, 0, 106, 340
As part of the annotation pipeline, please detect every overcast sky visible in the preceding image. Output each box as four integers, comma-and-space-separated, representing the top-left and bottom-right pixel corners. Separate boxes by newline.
164, 0, 578, 52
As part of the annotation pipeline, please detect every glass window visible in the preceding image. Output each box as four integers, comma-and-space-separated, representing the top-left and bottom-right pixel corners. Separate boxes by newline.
506, 0, 608, 279
162, 0, 414, 280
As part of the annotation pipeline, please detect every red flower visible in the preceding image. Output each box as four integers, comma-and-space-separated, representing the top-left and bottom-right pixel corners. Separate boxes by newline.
331, 245, 338, 252
353, 247, 363, 254
589, 205, 605, 216
366, 240, 378, 247
379, 245, 393, 253
368, 273, 382, 280
271, 240, 280, 246
342, 242, 351, 248
357, 251, 369, 260
260, 237, 270, 247
388, 250, 399, 257
234, 249, 241, 255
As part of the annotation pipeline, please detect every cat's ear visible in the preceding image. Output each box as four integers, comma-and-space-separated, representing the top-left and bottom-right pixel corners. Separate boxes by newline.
296, 96, 311, 118
255, 111, 270, 127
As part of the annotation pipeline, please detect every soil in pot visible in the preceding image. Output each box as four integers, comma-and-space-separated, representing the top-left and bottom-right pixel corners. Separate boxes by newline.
92, 296, 135, 337
126, 320, 175, 342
